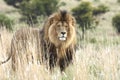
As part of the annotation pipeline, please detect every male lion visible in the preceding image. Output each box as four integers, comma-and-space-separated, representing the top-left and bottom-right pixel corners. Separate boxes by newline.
0, 10, 77, 72
41, 10, 77, 71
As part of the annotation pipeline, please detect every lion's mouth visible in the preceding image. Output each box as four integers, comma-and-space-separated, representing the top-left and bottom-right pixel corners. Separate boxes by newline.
59, 36, 67, 41
58, 33, 67, 41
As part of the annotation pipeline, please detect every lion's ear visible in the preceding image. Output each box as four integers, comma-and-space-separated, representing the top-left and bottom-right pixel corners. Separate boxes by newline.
71, 17, 76, 26
43, 15, 55, 40
44, 16, 54, 29
48, 15, 55, 25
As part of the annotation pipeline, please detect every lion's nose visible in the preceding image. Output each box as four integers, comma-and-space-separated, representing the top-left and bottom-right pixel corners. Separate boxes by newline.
61, 32, 66, 35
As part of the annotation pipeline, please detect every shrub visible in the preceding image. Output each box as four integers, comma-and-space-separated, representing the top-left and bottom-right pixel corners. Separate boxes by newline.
118, 0, 120, 3
72, 2, 109, 39
112, 14, 120, 33
72, 2, 95, 38
4, 0, 60, 24
90, 38, 97, 43
4, 0, 23, 8
0, 14, 14, 31
20, 0, 59, 24
93, 4, 109, 15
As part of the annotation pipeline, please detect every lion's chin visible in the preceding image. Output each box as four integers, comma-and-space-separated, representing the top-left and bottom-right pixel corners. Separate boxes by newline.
59, 37, 66, 41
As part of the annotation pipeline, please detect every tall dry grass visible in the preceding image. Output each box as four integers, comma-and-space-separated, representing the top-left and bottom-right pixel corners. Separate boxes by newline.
0, 28, 120, 80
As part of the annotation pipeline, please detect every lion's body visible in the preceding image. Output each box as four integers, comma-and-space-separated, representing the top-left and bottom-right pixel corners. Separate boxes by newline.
10, 27, 42, 71
1, 10, 77, 72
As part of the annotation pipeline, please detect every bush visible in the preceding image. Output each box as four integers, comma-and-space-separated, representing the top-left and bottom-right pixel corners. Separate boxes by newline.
4, 0, 23, 8
72, 2, 95, 38
90, 38, 97, 43
72, 2, 109, 39
93, 4, 109, 15
112, 14, 120, 33
0, 14, 14, 31
20, 0, 59, 24
118, 0, 120, 3
4, 0, 60, 24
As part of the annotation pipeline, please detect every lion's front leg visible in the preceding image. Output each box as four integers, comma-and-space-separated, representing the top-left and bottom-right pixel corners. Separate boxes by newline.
59, 48, 74, 72
59, 58, 66, 72
12, 53, 18, 72
49, 52, 57, 70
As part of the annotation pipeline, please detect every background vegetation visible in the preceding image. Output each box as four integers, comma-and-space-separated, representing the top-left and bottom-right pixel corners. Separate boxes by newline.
72, 2, 109, 38
4, 0, 60, 25
0, 14, 14, 31
112, 14, 120, 33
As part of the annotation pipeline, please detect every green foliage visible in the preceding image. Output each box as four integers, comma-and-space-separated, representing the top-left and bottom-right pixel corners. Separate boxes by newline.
72, 2, 109, 39
112, 14, 120, 33
93, 4, 109, 15
0, 14, 14, 31
90, 38, 97, 43
58, 2, 66, 7
118, 0, 120, 3
20, 0, 59, 24
4, 0, 24, 8
94, 0, 100, 2
72, 2, 95, 38
4, 0, 60, 24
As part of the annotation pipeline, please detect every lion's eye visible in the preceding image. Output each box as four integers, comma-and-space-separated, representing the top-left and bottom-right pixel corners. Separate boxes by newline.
57, 25, 60, 27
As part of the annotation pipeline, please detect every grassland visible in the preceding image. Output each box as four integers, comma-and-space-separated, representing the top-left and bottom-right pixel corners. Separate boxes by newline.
0, 0, 120, 80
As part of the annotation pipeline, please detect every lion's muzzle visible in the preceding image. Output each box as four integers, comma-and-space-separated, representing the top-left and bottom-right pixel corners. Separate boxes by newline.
58, 31, 67, 41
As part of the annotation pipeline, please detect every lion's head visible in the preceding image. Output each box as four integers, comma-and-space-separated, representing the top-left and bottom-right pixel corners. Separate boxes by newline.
43, 10, 76, 49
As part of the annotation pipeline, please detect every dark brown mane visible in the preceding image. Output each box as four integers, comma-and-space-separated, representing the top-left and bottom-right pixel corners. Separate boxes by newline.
60, 10, 67, 21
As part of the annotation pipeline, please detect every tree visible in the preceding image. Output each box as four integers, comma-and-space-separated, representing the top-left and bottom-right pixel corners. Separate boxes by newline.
4, 0, 60, 24
4, 0, 24, 8
93, 4, 109, 16
72, 2, 109, 39
72, 2, 95, 38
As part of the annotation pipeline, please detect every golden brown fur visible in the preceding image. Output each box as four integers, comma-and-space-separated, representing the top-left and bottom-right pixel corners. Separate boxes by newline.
10, 27, 41, 71
0, 10, 77, 72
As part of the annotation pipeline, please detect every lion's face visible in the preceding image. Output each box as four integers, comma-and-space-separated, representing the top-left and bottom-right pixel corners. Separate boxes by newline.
54, 22, 68, 41
48, 21, 76, 48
